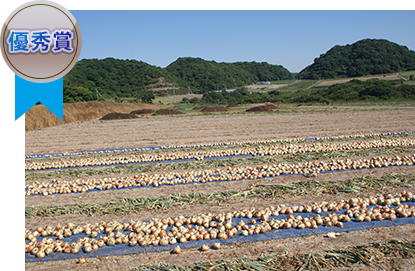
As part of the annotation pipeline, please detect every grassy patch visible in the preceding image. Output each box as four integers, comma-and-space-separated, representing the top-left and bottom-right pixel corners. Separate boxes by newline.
278, 80, 316, 92
269, 79, 297, 85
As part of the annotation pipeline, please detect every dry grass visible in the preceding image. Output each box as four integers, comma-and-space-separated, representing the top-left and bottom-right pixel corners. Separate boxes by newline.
25, 101, 165, 131
25, 173, 415, 218
130, 239, 415, 270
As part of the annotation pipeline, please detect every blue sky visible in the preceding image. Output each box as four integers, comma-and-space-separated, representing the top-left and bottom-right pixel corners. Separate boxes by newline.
71, 10, 415, 73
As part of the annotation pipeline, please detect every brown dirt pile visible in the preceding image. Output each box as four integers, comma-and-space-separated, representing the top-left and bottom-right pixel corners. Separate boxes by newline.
156, 109, 185, 115
100, 113, 138, 120
130, 109, 154, 115
201, 106, 228, 112
193, 106, 204, 110
247, 103, 278, 112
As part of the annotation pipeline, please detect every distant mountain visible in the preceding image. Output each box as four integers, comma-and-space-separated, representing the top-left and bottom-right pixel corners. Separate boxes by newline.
299, 39, 415, 79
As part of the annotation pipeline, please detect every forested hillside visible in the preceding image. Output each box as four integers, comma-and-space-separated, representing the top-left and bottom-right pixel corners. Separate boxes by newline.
64, 58, 173, 101
299, 39, 415, 79
63, 57, 293, 102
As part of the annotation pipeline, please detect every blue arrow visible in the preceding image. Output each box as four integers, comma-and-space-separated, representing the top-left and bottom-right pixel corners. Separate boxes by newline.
15, 75, 63, 121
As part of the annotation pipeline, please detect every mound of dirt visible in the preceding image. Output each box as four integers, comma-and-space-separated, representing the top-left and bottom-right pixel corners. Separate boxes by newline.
246, 104, 278, 112
100, 112, 138, 120
130, 109, 154, 115
200, 106, 228, 112
193, 106, 204, 110
263, 102, 278, 109
156, 109, 185, 115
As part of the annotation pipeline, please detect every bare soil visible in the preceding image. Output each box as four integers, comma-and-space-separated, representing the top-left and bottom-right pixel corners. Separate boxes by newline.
25, 108, 415, 154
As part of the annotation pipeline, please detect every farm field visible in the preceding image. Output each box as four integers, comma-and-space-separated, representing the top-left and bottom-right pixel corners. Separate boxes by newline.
25, 108, 415, 270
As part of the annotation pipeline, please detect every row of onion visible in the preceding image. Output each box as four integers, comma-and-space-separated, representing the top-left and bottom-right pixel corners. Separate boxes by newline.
159, 131, 414, 150
25, 191, 415, 258
26, 131, 412, 160
25, 137, 415, 171
25, 154, 415, 196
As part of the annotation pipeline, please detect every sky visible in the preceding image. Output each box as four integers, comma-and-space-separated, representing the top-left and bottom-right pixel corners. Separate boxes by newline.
71, 10, 415, 73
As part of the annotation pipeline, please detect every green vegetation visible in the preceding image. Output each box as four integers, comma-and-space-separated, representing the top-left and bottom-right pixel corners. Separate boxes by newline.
64, 58, 171, 100
278, 80, 315, 92
62, 77, 95, 103
183, 79, 415, 105
300, 39, 415, 79
63, 57, 292, 103
165, 58, 293, 91
270, 79, 296, 85
165, 57, 256, 91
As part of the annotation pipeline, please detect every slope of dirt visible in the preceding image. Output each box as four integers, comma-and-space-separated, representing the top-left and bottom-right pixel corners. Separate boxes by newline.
25, 102, 166, 131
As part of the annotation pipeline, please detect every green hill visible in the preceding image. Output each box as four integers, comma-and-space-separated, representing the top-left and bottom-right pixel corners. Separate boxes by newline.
299, 39, 415, 79
166, 57, 293, 91
165, 57, 256, 91
64, 58, 173, 99
63, 57, 293, 102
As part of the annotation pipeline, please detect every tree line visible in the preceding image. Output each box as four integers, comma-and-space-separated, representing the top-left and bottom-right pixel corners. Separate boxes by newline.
182, 79, 415, 105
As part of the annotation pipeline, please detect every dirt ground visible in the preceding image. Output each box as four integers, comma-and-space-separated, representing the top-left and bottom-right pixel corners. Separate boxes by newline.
25, 108, 415, 154
25, 109, 415, 270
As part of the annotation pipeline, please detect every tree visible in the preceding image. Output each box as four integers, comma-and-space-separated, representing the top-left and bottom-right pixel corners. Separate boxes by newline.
139, 91, 155, 103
